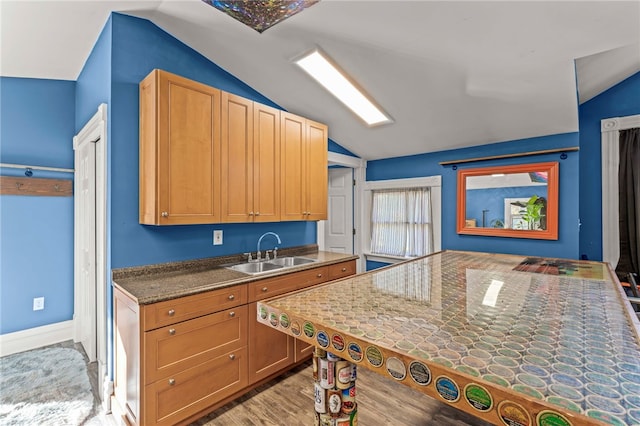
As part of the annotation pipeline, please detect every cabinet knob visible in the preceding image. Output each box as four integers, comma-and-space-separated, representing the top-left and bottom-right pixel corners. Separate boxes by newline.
169, 328, 176, 335
168, 309, 175, 316
161, 211, 169, 217
341, 267, 347, 272
229, 354, 236, 360
249, 211, 254, 216
262, 287, 268, 292
317, 273, 323, 278
168, 378, 175, 386
228, 294, 235, 300
256, 212, 260, 216
229, 311, 235, 317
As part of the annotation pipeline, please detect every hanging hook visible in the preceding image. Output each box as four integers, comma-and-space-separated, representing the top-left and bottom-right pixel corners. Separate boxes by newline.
560, 152, 568, 160
25, 167, 33, 177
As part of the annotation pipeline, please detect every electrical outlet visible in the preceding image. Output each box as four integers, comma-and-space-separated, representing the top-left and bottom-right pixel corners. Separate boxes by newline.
33, 297, 44, 311
213, 230, 223, 245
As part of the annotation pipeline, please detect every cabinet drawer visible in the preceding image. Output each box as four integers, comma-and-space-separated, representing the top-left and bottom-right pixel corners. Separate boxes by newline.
249, 266, 329, 302
144, 346, 248, 426
142, 284, 247, 331
144, 305, 247, 384
328, 260, 357, 280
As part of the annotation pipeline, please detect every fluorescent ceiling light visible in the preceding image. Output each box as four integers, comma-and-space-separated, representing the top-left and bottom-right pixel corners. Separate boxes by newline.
295, 49, 392, 126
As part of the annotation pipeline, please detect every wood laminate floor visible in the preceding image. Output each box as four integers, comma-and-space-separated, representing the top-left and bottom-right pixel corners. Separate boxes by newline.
192, 361, 492, 426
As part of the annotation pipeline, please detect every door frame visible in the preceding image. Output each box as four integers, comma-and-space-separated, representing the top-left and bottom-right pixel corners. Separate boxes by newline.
601, 114, 640, 267
317, 152, 365, 272
73, 103, 109, 408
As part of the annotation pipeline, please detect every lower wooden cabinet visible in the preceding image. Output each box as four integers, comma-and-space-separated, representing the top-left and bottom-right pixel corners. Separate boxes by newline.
113, 259, 356, 425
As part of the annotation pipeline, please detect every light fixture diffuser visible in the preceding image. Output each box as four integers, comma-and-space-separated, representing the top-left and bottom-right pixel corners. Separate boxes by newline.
295, 49, 392, 126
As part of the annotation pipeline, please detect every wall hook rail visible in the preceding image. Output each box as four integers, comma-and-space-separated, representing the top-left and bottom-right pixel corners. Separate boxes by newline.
0, 176, 73, 196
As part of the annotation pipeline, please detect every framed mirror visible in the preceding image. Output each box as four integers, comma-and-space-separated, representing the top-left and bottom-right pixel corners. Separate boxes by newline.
457, 162, 559, 240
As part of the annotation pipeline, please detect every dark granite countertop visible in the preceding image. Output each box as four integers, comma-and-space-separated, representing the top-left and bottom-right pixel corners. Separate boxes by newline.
112, 245, 359, 305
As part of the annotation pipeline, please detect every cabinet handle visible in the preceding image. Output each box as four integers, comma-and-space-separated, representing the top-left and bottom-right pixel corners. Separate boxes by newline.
228, 294, 235, 300
262, 287, 268, 292
161, 211, 169, 217
168, 309, 175, 316
169, 328, 176, 335
317, 273, 323, 278
341, 267, 347, 272
168, 378, 175, 386
229, 311, 235, 317
229, 354, 236, 360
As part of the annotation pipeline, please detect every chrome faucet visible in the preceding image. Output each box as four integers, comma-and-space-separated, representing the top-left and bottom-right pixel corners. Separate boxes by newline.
257, 232, 281, 261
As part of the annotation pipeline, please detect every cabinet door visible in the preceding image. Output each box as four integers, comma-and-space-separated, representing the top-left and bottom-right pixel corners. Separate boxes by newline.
144, 306, 247, 385
253, 103, 281, 222
221, 92, 254, 222
144, 347, 248, 426
305, 119, 328, 221
280, 111, 306, 221
140, 70, 221, 225
294, 338, 314, 363
248, 302, 294, 384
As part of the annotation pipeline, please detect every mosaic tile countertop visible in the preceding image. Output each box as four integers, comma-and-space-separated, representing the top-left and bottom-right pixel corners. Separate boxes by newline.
112, 248, 358, 304
257, 250, 640, 426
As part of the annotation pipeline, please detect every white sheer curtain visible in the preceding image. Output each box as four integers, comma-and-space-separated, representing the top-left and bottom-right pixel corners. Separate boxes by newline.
370, 187, 433, 257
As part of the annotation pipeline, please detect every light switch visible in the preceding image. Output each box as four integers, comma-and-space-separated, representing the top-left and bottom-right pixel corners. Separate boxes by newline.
213, 230, 223, 245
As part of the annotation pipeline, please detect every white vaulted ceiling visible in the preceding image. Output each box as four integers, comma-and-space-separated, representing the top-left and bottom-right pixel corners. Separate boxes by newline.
1, 1, 639, 160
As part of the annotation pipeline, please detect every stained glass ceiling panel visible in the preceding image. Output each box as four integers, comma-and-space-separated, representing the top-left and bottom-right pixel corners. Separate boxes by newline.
202, 0, 320, 33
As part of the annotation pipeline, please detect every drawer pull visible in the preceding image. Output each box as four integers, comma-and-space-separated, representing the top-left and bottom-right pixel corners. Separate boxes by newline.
229, 354, 236, 360
169, 329, 176, 335
168, 379, 175, 386
168, 309, 175, 316
229, 311, 235, 317
262, 287, 268, 292
317, 273, 323, 278
228, 294, 235, 300
341, 267, 347, 272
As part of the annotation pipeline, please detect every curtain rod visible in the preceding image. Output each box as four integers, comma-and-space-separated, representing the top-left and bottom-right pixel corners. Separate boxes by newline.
0, 162, 74, 174
439, 147, 579, 167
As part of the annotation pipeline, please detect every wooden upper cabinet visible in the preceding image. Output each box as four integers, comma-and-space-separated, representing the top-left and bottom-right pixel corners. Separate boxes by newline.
280, 112, 306, 221
280, 112, 328, 221
139, 70, 221, 225
221, 94, 281, 222
306, 119, 328, 221
253, 103, 281, 222
221, 93, 253, 222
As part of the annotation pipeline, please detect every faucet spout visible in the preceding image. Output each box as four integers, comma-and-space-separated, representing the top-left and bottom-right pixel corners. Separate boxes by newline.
257, 232, 282, 261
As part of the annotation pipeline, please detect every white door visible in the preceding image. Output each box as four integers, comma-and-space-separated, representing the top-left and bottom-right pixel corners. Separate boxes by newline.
324, 168, 354, 253
75, 138, 97, 362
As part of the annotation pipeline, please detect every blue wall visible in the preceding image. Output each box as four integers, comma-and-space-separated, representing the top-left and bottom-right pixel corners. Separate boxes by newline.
367, 132, 580, 259
0, 78, 76, 334
466, 186, 548, 228
578, 71, 640, 261
107, 14, 317, 268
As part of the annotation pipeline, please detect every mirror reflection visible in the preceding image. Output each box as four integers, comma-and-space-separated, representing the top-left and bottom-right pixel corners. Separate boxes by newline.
465, 172, 548, 230
457, 162, 559, 240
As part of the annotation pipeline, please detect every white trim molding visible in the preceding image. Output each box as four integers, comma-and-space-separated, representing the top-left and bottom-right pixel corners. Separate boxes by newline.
0, 320, 74, 357
73, 103, 108, 409
601, 114, 640, 268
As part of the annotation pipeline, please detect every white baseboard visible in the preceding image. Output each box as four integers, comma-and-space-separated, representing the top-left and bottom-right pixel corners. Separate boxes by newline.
0, 320, 74, 357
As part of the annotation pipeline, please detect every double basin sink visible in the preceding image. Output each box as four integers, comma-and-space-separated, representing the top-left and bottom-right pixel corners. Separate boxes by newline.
226, 256, 318, 275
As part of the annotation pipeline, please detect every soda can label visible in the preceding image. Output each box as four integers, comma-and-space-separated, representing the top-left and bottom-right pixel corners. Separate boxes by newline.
314, 382, 326, 413
341, 385, 356, 414
328, 389, 342, 416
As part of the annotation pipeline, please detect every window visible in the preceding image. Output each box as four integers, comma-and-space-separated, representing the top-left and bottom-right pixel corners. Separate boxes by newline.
370, 187, 432, 257
363, 176, 441, 264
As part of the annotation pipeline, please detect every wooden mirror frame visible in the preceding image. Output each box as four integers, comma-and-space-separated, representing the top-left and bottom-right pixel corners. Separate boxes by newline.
456, 162, 559, 240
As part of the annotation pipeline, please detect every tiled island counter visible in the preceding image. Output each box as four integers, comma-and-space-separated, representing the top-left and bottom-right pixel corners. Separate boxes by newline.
257, 250, 640, 426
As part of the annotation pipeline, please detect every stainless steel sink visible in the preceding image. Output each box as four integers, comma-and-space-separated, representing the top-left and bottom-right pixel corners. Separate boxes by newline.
226, 256, 318, 275
268, 256, 317, 267
227, 262, 284, 274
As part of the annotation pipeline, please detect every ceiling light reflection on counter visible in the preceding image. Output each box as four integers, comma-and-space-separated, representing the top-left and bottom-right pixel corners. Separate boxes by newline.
295, 49, 392, 126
